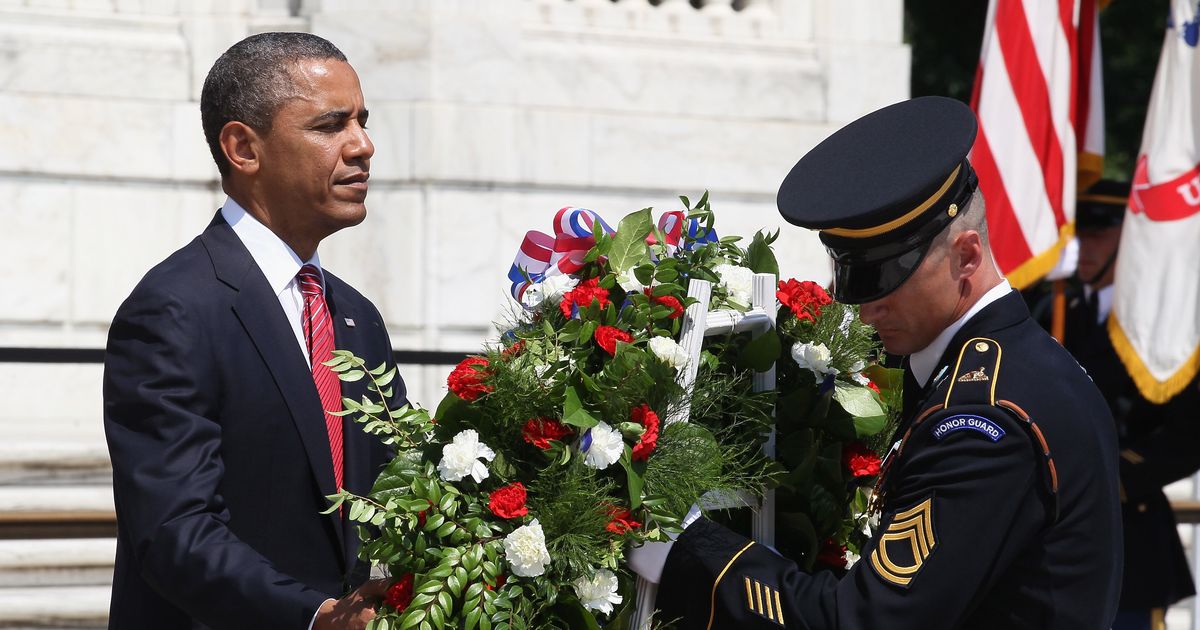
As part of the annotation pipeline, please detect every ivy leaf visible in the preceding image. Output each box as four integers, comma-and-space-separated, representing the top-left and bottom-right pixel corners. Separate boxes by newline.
608, 208, 654, 273
562, 386, 599, 429
745, 230, 780, 276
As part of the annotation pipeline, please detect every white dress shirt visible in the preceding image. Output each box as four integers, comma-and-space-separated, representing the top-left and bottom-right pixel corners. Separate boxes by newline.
221, 198, 335, 626
909, 279, 1013, 387
1083, 284, 1115, 325
221, 198, 323, 367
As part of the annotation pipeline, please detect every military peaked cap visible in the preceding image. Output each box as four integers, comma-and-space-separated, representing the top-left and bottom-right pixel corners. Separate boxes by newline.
1076, 179, 1129, 232
777, 96, 980, 304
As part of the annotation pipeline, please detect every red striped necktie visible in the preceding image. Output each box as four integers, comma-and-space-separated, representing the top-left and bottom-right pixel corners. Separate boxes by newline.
297, 264, 344, 491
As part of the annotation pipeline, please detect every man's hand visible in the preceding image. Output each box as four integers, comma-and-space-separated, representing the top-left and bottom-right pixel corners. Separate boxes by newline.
313, 579, 388, 630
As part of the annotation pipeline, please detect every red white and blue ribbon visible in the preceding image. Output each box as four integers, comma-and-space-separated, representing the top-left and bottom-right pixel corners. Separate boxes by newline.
653, 211, 719, 256
508, 207, 615, 301
508, 208, 716, 301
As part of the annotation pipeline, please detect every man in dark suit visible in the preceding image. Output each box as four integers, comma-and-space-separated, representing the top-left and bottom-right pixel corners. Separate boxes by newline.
1057, 181, 1199, 630
632, 97, 1122, 628
103, 32, 400, 629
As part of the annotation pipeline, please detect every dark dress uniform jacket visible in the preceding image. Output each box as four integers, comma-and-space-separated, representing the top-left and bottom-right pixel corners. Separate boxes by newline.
1062, 292, 1199, 610
658, 290, 1122, 629
103, 213, 400, 629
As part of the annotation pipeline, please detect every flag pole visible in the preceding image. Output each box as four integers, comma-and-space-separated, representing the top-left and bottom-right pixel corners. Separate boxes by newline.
1051, 280, 1066, 344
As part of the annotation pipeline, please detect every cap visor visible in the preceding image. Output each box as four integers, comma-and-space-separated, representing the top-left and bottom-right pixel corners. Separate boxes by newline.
831, 247, 926, 304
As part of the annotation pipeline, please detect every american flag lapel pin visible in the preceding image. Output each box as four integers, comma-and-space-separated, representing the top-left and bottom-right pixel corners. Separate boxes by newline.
344, 318, 356, 327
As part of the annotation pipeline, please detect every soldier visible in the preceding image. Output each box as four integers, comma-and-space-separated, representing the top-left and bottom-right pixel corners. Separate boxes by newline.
1058, 181, 1200, 630
630, 96, 1122, 629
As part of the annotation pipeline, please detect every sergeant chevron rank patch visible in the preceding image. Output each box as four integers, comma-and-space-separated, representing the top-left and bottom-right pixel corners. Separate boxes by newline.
870, 497, 937, 588
742, 576, 786, 626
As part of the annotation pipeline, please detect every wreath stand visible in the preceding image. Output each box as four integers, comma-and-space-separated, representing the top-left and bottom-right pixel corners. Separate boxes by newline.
630, 273, 778, 629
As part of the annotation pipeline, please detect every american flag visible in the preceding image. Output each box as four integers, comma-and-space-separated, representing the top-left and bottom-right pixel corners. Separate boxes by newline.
970, 0, 1105, 289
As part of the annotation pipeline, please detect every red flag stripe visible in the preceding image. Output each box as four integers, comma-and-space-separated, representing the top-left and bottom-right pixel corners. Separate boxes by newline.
994, 0, 1068, 227
973, 128, 1034, 272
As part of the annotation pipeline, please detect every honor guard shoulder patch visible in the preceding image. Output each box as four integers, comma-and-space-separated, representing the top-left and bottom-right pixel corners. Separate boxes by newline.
870, 497, 937, 589
742, 576, 786, 626
930, 414, 1006, 442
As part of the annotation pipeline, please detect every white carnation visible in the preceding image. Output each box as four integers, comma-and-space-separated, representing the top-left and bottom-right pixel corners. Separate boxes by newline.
845, 548, 861, 568
648, 336, 689, 369
714, 263, 754, 306
617, 268, 647, 292
572, 568, 623, 615
791, 341, 838, 378
437, 429, 496, 483
521, 274, 579, 309
850, 371, 871, 387
503, 519, 551, 577
582, 422, 624, 470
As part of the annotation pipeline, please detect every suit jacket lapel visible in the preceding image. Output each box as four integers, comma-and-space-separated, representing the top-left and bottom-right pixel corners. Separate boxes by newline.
200, 213, 347, 558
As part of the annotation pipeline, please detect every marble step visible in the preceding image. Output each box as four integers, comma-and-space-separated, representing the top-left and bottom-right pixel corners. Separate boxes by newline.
0, 584, 108, 628
0, 437, 110, 487
0, 539, 114, 588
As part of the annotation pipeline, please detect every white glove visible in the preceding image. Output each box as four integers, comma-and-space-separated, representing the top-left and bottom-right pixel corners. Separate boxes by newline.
627, 504, 703, 584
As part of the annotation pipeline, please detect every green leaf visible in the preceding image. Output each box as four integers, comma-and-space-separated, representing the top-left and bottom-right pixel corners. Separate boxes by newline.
340, 369, 366, 382
619, 448, 646, 509
608, 208, 654, 273
736, 329, 781, 372
853, 413, 888, 437
777, 510, 820, 571
562, 386, 599, 429
833, 380, 885, 419
745, 230, 780, 276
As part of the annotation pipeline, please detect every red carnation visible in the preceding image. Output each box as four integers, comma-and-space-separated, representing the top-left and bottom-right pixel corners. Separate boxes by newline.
777, 279, 833, 323
605, 505, 642, 535
842, 441, 881, 478
501, 340, 526, 360
816, 539, 848, 570
447, 356, 493, 401
866, 379, 880, 394
384, 573, 415, 611
629, 404, 660, 461
522, 417, 574, 450
488, 482, 529, 519
644, 289, 685, 319
595, 325, 634, 356
560, 278, 611, 318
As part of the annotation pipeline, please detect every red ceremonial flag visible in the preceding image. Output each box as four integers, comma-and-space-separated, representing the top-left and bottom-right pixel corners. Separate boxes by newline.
1110, 0, 1200, 403
970, 0, 1105, 288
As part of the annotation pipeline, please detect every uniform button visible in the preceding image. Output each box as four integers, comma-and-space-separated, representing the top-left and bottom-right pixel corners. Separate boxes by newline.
1137, 503, 1147, 513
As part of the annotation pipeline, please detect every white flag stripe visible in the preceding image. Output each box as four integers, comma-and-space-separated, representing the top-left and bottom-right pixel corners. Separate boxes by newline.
1082, 14, 1105, 157
978, 42, 1061, 251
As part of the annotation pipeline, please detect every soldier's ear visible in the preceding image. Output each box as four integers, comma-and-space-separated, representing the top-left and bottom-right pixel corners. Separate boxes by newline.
951, 230, 985, 279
